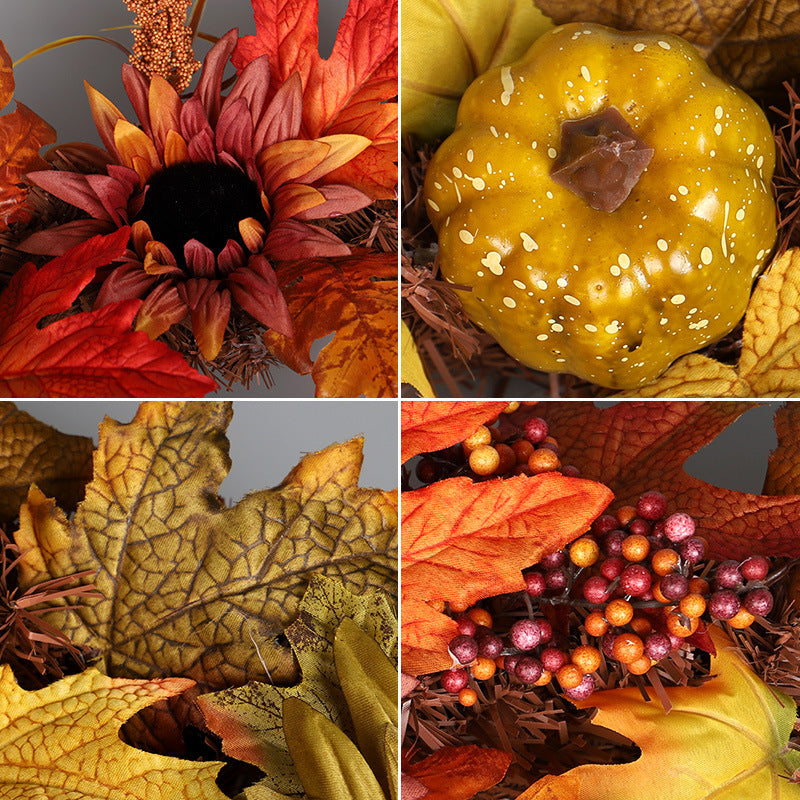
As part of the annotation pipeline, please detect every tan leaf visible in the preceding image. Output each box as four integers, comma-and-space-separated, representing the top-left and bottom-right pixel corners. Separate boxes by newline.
14, 401, 397, 690
0, 665, 226, 799
616, 354, 750, 398
0, 402, 93, 523
533, 0, 800, 92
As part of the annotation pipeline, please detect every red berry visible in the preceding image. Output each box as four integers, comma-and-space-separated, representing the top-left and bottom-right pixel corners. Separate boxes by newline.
592, 514, 620, 537
564, 673, 595, 700
583, 575, 612, 604
540, 647, 568, 672
600, 632, 617, 659
715, 560, 744, 589
415, 457, 440, 483
510, 619, 542, 650
523, 417, 549, 444
524, 570, 547, 597
477, 634, 504, 659
679, 536, 706, 564
540, 551, 566, 569
503, 654, 520, 675
627, 517, 652, 537
449, 635, 478, 664
537, 618, 553, 644
740, 555, 770, 582
561, 464, 581, 477
545, 567, 568, 591
619, 564, 652, 597
515, 656, 544, 683
636, 491, 668, 521
663, 513, 696, 543
600, 556, 625, 581
602, 530, 626, 556
441, 668, 469, 693
709, 589, 741, 620
644, 632, 671, 660
660, 573, 689, 602
455, 616, 478, 637
744, 587, 773, 616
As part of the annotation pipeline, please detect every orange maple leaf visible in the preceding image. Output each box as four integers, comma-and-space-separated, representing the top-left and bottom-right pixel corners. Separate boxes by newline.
498, 401, 800, 561
264, 251, 397, 397
232, 0, 397, 199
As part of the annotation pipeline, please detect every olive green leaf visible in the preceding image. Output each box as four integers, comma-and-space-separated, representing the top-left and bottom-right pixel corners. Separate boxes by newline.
0, 402, 93, 524
198, 573, 398, 797
13, 402, 397, 691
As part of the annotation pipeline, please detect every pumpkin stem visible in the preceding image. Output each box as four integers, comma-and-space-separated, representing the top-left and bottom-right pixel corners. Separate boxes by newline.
550, 107, 653, 212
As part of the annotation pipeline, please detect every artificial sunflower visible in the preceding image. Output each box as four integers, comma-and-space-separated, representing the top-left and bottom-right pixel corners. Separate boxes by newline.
20, 29, 373, 360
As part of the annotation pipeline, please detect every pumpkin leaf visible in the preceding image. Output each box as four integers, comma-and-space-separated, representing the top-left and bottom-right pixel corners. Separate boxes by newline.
0, 40, 56, 232
264, 252, 398, 398
0, 228, 216, 398
402, 472, 612, 675
533, 0, 800, 93
517, 627, 800, 800
404, 745, 513, 800
501, 401, 800, 561
0, 402, 93, 524
14, 401, 397, 691
401, 400, 509, 463
402, 0, 553, 140
198, 573, 396, 796
0, 665, 227, 800
401, 320, 435, 398
617, 354, 750, 398
232, 0, 398, 199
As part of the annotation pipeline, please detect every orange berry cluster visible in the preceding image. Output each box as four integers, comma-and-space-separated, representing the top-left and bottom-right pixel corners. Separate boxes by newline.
439, 490, 775, 705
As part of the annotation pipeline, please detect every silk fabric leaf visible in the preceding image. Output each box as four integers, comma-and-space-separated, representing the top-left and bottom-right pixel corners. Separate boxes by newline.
518, 628, 800, 800
402, 472, 613, 675
0, 665, 227, 800
764, 403, 800, 495
0, 402, 93, 523
14, 402, 397, 691
264, 252, 397, 398
501, 401, 800, 560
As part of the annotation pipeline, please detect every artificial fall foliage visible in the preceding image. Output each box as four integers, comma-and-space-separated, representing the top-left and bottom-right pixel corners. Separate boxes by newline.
404, 746, 513, 800
232, 0, 398, 200
0, 228, 215, 397
0, 41, 55, 232
0, 403, 93, 523
198, 573, 397, 797
517, 628, 800, 800
13, 401, 397, 691
401, 401, 612, 676
499, 401, 800, 562
0, 665, 227, 800
533, 0, 800, 93
263, 251, 398, 397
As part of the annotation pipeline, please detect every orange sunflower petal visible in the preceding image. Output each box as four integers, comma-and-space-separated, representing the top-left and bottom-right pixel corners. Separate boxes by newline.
114, 119, 161, 184
178, 279, 231, 360
256, 139, 330, 194
148, 74, 182, 157
270, 184, 326, 222
298, 134, 371, 185
135, 283, 187, 339
84, 80, 126, 159
238, 217, 267, 253
164, 129, 189, 167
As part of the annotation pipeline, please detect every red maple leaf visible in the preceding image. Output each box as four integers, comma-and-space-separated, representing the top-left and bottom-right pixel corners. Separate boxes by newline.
404, 746, 513, 800
232, 0, 397, 199
499, 401, 800, 561
0, 228, 216, 397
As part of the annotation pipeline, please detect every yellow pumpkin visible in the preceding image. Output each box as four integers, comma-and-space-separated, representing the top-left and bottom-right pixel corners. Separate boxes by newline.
424, 23, 777, 389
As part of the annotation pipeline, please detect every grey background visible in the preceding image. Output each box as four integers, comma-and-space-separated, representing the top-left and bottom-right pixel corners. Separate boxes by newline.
14, 399, 398, 495
3, 0, 352, 397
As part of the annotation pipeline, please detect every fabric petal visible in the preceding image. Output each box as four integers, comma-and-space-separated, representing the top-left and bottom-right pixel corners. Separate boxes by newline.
84, 80, 125, 159
94, 259, 158, 307
297, 134, 371, 185
271, 184, 326, 222
164, 129, 190, 167
148, 74, 183, 158
225, 53, 270, 128
19, 219, 111, 255
135, 282, 187, 339
184, 238, 216, 278
215, 97, 254, 164
85, 173, 136, 226
26, 170, 110, 221
121, 63, 152, 136
263, 220, 351, 260
114, 119, 162, 184
253, 72, 303, 152
295, 184, 373, 220
238, 217, 266, 253
217, 239, 246, 275
256, 140, 329, 195
177, 278, 231, 360
195, 28, 238, 126
228, 255, 293, 337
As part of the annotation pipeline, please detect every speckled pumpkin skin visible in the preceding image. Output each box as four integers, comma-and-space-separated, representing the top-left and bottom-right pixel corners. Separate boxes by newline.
424, 23, 777, 389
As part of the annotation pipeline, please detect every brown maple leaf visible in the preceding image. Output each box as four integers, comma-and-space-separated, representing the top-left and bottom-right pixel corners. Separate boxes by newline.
265, 251, 398, 397
533, 0, 800, 93
500, 401, 800, 561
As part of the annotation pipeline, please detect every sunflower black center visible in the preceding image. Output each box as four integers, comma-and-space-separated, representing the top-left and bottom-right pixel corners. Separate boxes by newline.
137, 162, 267, 263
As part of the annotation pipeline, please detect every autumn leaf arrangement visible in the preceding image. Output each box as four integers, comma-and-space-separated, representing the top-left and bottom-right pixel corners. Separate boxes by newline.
0, 0, 398, 398
401, 0, 800, 398
0, 401, 398, 799
401, 400, 800, 800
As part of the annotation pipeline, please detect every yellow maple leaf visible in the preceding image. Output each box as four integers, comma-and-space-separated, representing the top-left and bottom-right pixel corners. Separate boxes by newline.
14, 401, 397, 690
401, 321, 435, 397
616, 354, 749, 397
518, 628, 800, 800
0, 665, 226, 799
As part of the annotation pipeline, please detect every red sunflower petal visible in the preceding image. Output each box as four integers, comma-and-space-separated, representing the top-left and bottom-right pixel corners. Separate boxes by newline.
177, 278, 231, 360
226, 53, 271, 129
94, 259, 158, 307
228, 255, 293, 337
85, 173, 135, 227
215, 97, 254, 164
294, 184, 373, 220
253, 71, 303, 152
195, 28, 238, 126
26, 171, 111, 222
20, 220, 112, 256
135, 283, 187, 339
263, 219, 350, 259
184, 239, 216, 278
121, 63, 152, 137
217, 239, 246, 275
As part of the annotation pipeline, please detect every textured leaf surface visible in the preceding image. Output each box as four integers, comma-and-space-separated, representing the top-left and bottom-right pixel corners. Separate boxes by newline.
764, 404, 800, 495
402, 472, 612, 675
0, 665, 226, 800
233, 0, 398, 199
405, 745, 513, 800
264, 252, 398, 398
617, 354, 749, 398
401, 400, 509, 463
518, 628, 800, 800
14, 402, 397, 691
0, 229, 216, 397
503, 401, 800, 561
0, 402, 93, 523
199, 574, 396, 795
534, 0, 800, 92
0, 40, 56, 231
402, 0, 553, 140
401, 321, 435, 398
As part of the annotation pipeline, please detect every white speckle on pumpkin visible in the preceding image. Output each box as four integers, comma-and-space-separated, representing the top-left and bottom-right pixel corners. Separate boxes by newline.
657, 239, 669, 252
459, 230, 474, 244
670, 294, 686, 305
481, 251, 505, 275
701, 246, 714, 264
564, 294, 581, 306
503, 296, 516, 308
427, 199, 440, 212
521, 232, 538, 251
